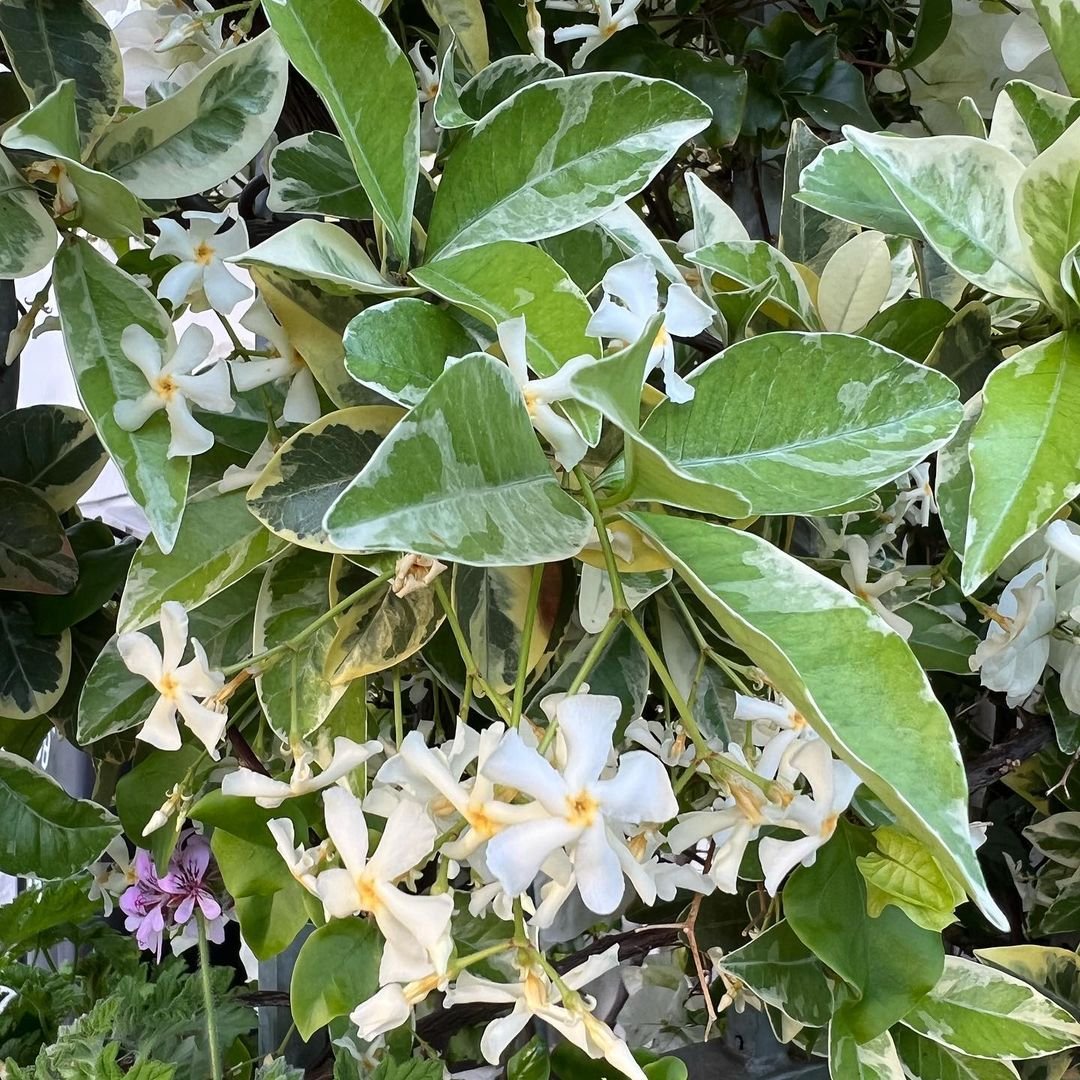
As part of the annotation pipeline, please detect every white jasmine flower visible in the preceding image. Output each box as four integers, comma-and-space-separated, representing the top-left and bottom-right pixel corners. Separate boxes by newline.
1047, 520, 1080, 564
553, 0, 645, 69
113, 323, 234, 458
757, 737, 861, 894
667, 737, 795, 893
482, 693, 678, 914
316, 789, 454, 981
117, 601, 227, 756
87, 836, 136, 917
840, 535, 913, 639
217, 438, 274, 494
896, 463, 937, 527
229, 298, 320, 425
222, 737, 381, 808
152, 210, 251, 314
267, 818, 326, 896
526, 0, 546, 59
616, 830, 713, 905
497, 316, 588, 471
970, 555, 1056, 706
625, 717, 694, 768
409, 43, 440, 103
392, 553, 448, 599
142, 784, 187, 836
25, 160, 79, 219
444, 946, 646, 1079
586, 255, 714, 403
351, 975, 444, 1041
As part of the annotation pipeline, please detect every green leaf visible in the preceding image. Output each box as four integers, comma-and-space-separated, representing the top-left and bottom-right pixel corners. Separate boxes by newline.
325, 353, 592, 566
0, 748, 120, 878
53, 237, 190, 554
1025, 812, 1080, 866
1032, 0, 1080, 96
897, 0, 951, 68
344, 297, 476, 407
92, 32, 288, 199
552, 328, 749, 519
785, 821, 945, 1042
925, 303, 1001, 402
1015, 115, 1080, 315
0, 479, 77, 594
426, 73, 711, 259
0, 597, 70, 719
629, 332, 961, 516
961, 332, 1080, 593
459, 54, 562, 117
0, 404, 106, 512
454, 564, 555, 695
235, 887, 309, 962
370, 1060, 444, 1080
829, 1020, 904, 1080
901, 956, 1080, 1059
936, 395, 979, 560
411, 240, 602, 444
231, 219, 420, 298
267, 131, 371, 219
247, 406, 403, 551
422, 0, 488, 74
795, 141, 919, 239
863, 298, 953, 364
290, 919, 382, 1040
432, 37, 473, 131
857, 825, 966, 932
326, 560, 443, 683
779, 119, 855, 273
0, 0, 121, 150
893, 1026, 1022, 1080
0, 876, 100, 955
898, 601, 979, 675
714, 919, 840, 1027
0, 147, 57, 278
78, 572, 261, 744
2, 80, 144, 240
29, 522, 136, 635
508, 1037, 550, 1080
118, 486, 285, 634
687, 240, 819, 329
626, 511, 1005, 929
254, 549, 347, 740
264, 0, 419, 259
842, 128, 1043, 302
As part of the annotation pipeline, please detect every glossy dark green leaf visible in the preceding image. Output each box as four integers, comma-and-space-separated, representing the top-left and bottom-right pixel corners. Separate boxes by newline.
291, 919, 382, 1040
785, 821, 944, 1042
863, 298, 953, 364
0, 748, 120, 878
0, 596, 70, 720
925, 303, 1002, 402
897, 0, 952, 69
508, 1037, 551, 1080
0, 479, 77, 594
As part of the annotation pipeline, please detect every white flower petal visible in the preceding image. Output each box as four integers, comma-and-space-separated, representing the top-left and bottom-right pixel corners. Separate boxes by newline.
282, 366, 321, 424
497, 316, 530, 386
481, 1008, 531, 1065
164, 396, 215, 458
662, 281, 714, 337
557, 693, 619, 791
482, 730, 568, 815
572, 820, 624, 914
120, 324, 165, 382
136, 695, 182, 751
202, 260, 251, 314
350, 984, 412, 1041
114, 392, 164, 432
322, 786, 369, 878
367, 798, 438, 881
175, 693, 226, 757
117, 631, 164, 684
602, 256, 659, 318
486, 817, 581, 895
166, 323, 216, 375
157, 260, 204, 307
221, 769, 293, 808
595, 750, 677, 824
159, 601, 190, 670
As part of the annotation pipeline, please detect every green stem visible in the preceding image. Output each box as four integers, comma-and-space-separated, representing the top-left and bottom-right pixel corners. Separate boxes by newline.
451, 939, 518, 974
574, 466, 628, 613
433, 579, 512, 722
222, 570, 393, 676
510, 564, 545, 728
197, 913, 223, 1080
393, 667, 404, 745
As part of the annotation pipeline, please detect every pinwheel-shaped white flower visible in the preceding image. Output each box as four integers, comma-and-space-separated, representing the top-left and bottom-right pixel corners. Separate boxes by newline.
587, 255, 713, 403
223, 737, 381, 809
267, 818, 327, 896
351, 975, 445, 1042
392, 553, 448, 599
896, 462, 937, 527
88, 836, 137, 917
229, 298, 320, 425
117, 601, 226, 756
497, 316, 588, 471
444, 946, 646, 1079
152, 210, 251, 314
840, 535, 913, 640
113, 323, 234, 458
316, 789, 454, 981
666, 735, 796, 893
553, 0, 645, 69
971, 555, 1057, 706
482, 693, 678, 914
758, 737, 860, 894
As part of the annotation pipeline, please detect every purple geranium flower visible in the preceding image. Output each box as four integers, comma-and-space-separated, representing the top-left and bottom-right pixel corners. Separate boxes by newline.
158, 832, 223, 926
119, 849, 171, 959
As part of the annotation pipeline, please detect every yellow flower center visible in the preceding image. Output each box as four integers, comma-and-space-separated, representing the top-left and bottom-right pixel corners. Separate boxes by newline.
159, 671, 180, 700
466, 805, 499, 839
194, 241, 216, 265
730, 782, 766, 824
155, 374, 179, 401
357, 876, 382, 913
522, 971, 550, 1011
566, 790, 600, 828
652, 325, 670, 348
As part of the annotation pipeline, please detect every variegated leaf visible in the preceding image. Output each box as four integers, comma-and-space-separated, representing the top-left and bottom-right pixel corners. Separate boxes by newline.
92, 32, 288, 199
325, 354, 593, 566
0, 598, 70, 720
1031, 0, 1080, 96
267, 131, 371, 220
459, 55, 562, 118
893, 1027, 1020, 1080
829, 1022, 904, 1080
247, 406, 403, 551
426, 73, 712, 259
0, 149, 56, 278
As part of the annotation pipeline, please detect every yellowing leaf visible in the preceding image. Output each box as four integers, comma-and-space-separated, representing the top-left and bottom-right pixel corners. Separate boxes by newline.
817, 231, 892, 333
